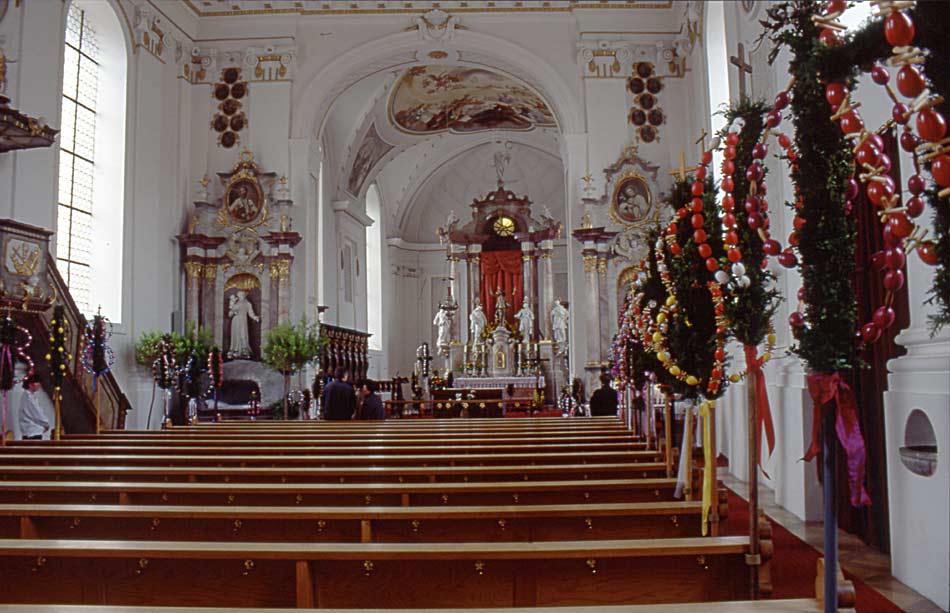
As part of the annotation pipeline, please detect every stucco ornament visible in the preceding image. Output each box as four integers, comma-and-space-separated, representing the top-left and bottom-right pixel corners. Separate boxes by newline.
412, 9, 459, 44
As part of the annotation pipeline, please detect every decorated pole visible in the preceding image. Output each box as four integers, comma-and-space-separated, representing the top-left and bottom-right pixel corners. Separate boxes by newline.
664, 395, 673, 478
81, 308, 113, 433
152, 335, 176, 429
208, 346, 224, 416
0, 315, 34, 444
47, 306, 70, 440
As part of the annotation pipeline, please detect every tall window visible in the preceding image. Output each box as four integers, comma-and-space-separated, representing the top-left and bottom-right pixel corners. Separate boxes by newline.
365, 184, 383, 351
57, 0, 126, 320
704, 0, 731, 178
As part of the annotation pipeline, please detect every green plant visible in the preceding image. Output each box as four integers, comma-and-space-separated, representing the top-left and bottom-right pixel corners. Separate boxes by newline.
171, 322, 214, 365
262, 318, 327, 419
133, 330, 165, 367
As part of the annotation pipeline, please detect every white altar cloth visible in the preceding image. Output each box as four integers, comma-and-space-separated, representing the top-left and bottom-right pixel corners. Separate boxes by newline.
454, 376, 545, 389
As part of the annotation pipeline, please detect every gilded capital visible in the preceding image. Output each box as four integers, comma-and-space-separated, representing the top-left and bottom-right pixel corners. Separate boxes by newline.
184, 261, 203, 280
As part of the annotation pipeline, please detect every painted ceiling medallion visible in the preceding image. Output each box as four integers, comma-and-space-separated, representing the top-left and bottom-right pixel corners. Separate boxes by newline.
388, 66, 556, 135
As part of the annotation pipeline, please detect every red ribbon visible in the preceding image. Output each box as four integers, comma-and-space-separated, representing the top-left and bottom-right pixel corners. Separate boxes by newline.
744, 345, 776, 476
804, 372, 872, 508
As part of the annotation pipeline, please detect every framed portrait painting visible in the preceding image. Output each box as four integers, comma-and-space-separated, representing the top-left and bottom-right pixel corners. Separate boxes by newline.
610, 175, 652, 224
226, 178, 263, 223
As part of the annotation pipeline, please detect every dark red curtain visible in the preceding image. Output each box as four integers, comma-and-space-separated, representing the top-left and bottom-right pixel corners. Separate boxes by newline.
480, 250, 523, 326
840, 131, 907, 550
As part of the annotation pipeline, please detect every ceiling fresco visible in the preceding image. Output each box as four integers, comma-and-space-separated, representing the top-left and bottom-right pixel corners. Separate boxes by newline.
388, 66, 557, 135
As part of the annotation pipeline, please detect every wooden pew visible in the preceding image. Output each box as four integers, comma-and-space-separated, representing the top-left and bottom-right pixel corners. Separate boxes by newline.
0, 449, 660, 467
5, 441, 650, 455
0, 477, 680, 506
0, 499, 723, 542
0, 461, 670, 483
0, 536, 761, 607
0, 599, 840, 612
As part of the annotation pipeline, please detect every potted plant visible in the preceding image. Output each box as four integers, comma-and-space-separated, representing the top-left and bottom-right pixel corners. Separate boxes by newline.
262, 318, 326, 419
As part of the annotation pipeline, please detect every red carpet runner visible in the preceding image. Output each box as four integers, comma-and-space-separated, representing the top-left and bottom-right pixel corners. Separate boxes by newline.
723, 490, 903, 612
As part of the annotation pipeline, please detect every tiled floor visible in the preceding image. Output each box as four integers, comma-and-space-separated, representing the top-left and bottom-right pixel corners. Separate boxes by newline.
722, 474, 945, 613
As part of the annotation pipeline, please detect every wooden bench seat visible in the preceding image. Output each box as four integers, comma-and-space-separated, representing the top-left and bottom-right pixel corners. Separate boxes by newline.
0, 499, 722, 542
0, 477, 679, 506
0, 599, 832, 612
63, 433, 643, 444
0, 462, 669, 483
6, 441, 650, 455
0, 449, 659, 467
0, 536, 757, 608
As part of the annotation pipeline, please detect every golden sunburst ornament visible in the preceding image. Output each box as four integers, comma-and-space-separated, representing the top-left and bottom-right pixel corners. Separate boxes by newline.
493, 216, 515, 237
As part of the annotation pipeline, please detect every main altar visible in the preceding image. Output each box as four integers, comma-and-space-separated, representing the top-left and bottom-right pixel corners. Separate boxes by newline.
430, 154, 568, 406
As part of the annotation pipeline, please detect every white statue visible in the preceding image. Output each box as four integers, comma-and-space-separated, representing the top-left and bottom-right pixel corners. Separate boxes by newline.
469, 303, 487, 343
433, 307, 452, 348
493, 287, 508, 325
493, 142, 512, 184
515, 300, 535, 342
227, 290, 260, 359
551, 299, 570, 347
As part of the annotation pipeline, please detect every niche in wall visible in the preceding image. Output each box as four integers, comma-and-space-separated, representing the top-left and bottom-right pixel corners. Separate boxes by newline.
900, 408, 937, 477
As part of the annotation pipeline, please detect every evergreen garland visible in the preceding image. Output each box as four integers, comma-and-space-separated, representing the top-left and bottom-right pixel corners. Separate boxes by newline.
661, 177, 728, 400
764, 0, 859, 373
719, 100, 781, 346
638, 228, 681, 395
792, 1, 950, 332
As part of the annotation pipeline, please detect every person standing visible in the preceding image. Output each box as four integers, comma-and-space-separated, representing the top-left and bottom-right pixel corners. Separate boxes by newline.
589, 373, 619, 417
321, 367, 355, 420
357, 380, 385, 420
19, 374, 50, 440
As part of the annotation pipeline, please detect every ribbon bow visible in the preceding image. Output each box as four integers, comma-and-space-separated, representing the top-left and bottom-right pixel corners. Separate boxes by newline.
743, 345, 776, 475
804, 372, 872, 508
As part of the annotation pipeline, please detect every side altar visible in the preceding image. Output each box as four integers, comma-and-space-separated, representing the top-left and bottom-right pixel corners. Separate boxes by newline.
429, 151, 569, 406
176, 149, 301, 362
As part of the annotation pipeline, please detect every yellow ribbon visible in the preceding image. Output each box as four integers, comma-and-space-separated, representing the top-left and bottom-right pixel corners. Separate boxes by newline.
699, 399, 715, 536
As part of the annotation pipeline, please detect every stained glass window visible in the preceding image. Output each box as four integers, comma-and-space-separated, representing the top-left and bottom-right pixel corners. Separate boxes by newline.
57, 2, 100, 315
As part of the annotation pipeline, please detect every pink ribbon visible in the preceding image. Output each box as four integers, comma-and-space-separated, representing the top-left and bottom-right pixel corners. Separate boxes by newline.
744, 345, 776, 476
804, 372, 872, 508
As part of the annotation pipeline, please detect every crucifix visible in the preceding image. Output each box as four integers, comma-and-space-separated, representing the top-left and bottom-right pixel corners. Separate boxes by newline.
668, 151, 700, 183
730, 42, 753, 100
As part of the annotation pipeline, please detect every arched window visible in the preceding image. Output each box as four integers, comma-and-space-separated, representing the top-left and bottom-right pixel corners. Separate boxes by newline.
57, 0, 127, 320
704, 0, 731, 178
365, 184, 383, 351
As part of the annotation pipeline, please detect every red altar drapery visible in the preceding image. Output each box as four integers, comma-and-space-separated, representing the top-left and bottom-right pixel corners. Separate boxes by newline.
480, 250, 523, 326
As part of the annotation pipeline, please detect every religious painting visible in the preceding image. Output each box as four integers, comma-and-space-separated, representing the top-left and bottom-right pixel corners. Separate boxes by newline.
226, 177, 263, 223
611, 175, 652, 224
346, 123, 394, 197
388, 66, 556, 135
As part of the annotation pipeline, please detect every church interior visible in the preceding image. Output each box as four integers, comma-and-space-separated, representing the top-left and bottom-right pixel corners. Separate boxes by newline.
0, 0, 947, 611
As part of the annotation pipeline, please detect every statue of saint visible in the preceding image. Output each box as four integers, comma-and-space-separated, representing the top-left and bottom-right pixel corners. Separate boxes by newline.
494, 287, 508, 325
433, 306, 452, 348
469, 302, 487, 343
551, 299, 569, 347
515, 300, 535, 342
227, 290, 260, 359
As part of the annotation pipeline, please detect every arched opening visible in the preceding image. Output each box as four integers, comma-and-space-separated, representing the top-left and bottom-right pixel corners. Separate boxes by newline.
56, 0, 128, 321
366, 183, 383, 351
704, 0, 730, 178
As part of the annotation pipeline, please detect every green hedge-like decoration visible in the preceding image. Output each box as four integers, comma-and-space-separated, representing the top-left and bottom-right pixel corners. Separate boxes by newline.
763, 0, 858, 373
789, 1, 950, 333
635, 227, 681, 395
658, 177, 728, 400
719, 100, 781, 346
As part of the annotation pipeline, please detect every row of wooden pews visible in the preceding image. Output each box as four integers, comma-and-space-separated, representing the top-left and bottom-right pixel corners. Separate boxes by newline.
0, 416, 782, 609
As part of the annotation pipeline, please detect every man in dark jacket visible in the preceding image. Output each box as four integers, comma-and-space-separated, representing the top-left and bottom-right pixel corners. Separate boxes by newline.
589, 373, 619, 417
357, 379, 386, 420
321, 367, 355, 420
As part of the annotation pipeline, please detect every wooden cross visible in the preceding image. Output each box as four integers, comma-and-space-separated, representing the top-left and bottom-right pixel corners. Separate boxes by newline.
668, 151, 700, 182
694, 128, 709, 160
730, 42, 753, 100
